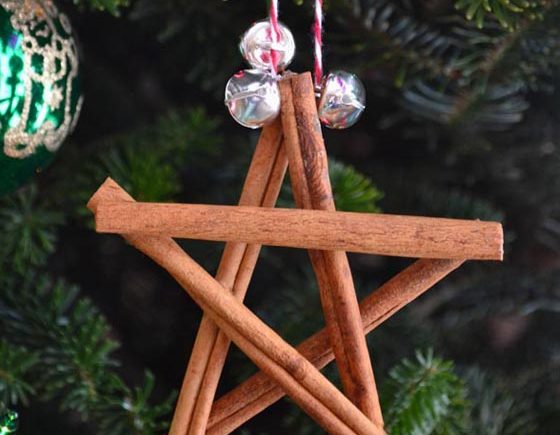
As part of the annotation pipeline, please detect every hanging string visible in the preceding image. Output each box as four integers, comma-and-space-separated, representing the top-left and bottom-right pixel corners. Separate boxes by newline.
313, 0, 324, 88
269, 0, 281, 75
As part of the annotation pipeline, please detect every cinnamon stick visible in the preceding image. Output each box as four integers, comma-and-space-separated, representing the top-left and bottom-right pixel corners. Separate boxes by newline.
186, 140, 289, 435
169, 120, 286, 435
280, 73, 382, 423
207, 258, 464, 434
88, 178, 383, 435
94, 202, 504, 261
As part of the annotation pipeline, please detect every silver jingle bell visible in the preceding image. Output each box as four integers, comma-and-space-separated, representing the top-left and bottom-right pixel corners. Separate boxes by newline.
224, 69, 280, 129
240, 20, 296, 71
318, 71, 366, 129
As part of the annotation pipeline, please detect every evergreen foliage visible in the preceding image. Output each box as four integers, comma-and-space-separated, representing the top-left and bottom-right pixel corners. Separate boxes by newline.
330, 0, 560, 130
0, 274, 173, 434
61, 108, 222, 211
383, 350, 470, 435
0, 341, 37, 406
0, 186, 63, 275
329, 159, 384, 212
455, 0, 549, 30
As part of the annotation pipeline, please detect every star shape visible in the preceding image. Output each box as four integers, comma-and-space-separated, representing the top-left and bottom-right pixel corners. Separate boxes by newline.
88, 73, 503, 434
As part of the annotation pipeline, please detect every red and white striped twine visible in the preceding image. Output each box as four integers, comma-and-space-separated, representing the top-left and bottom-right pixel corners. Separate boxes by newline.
313, 0, 324, 88
269, 0, 281, 75
269, 0, 324, 84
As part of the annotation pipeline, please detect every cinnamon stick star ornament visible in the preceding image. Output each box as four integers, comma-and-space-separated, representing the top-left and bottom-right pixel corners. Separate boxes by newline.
88, 73, 503, 435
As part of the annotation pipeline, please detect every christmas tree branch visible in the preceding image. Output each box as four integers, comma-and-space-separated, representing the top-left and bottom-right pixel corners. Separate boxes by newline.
0, 275, 173, 434
382, 349, 470, 435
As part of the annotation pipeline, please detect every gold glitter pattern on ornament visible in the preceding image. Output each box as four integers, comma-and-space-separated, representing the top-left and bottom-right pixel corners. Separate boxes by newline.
1, 0, 82, 159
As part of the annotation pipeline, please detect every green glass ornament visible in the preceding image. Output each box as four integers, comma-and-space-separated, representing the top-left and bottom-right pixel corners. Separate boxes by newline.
0, 0, 83, 196
0, 409, 18, 434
